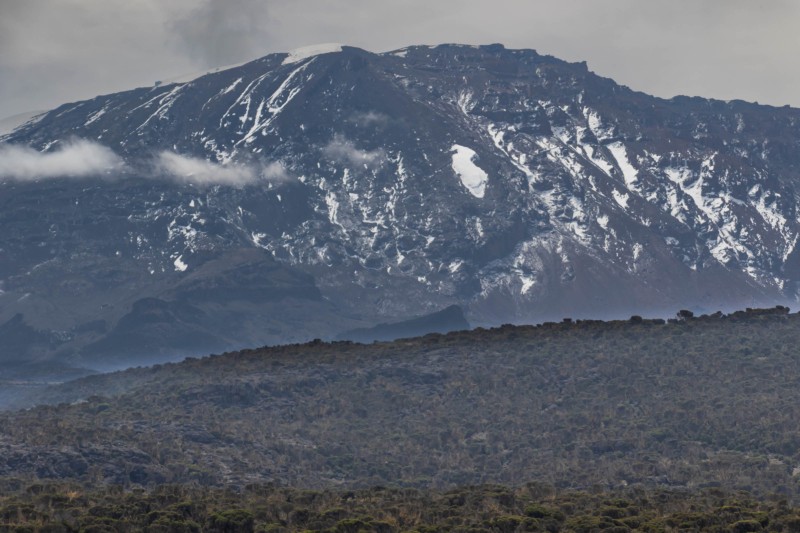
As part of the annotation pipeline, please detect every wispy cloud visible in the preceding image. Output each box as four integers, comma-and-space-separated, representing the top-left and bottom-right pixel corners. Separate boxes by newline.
0, 142, 293, 186
155, 151, 292, 186
0, 139, 124, 180
323, 135, 386, 167
348, 110, 390, 128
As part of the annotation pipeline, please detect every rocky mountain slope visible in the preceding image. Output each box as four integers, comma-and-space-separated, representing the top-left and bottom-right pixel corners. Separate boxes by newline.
2, 43, 800, 369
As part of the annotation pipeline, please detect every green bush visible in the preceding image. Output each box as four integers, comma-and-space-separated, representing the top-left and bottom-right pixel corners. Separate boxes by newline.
208, 509, 255, 532
731, 519, 762, 533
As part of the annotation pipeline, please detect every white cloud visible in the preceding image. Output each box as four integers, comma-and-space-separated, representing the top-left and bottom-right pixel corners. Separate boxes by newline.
323, 135, 386, 167
348, 110, 390, 128
261, 161, 292, 182
0, 142, 293, 186
155, 151, 292, 186
0, 139, 124, 180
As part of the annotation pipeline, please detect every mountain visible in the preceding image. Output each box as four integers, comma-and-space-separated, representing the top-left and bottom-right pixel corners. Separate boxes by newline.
2, 43, 800, 369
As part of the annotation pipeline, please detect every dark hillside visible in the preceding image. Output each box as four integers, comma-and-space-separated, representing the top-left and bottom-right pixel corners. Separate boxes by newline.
336, 304, 470, 342
2, 307, 800, 497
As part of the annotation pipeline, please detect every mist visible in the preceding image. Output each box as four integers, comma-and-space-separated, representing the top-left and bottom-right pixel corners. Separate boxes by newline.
323, 135, 386, 168
0, 139, 124, 180
155, 151, 292, 186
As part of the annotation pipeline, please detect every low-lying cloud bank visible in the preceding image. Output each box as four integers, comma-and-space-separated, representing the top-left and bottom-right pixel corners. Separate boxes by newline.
155, 152, 291, 186
0, 139, 293, 186
0, 139, 124, 180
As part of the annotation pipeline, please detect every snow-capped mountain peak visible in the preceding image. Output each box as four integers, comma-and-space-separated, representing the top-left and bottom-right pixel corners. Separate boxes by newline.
2, 43, 799, 364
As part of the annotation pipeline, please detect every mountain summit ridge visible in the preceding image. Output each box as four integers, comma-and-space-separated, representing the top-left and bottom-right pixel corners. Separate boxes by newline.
2, 43, 799, 368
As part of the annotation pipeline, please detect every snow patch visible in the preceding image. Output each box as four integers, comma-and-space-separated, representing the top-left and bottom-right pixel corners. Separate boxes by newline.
520, 276, 536, 295
664, 166, 701, 209
386, 48, 409, 58
238, 61, 313, 145
632, 243, 644, 261
325, 191, 347, 231
536, 136, 585, 178
173, 255, 188, 272
134, 84, 188, 133
487, 123, 535, 181
456, 91, 475, 115
84, 107, 107, 126
282, 43, 343, 65
451, 144, 488, 198
251, 232, 269, 249
612, 190, 630, 209
580, 143, 614, 177
583, 108, 614, 141
606, 142, 638, 187
221, 77, 244, 95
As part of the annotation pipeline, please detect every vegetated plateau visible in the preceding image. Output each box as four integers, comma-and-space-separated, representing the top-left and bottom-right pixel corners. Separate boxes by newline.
1, 307, 799, 506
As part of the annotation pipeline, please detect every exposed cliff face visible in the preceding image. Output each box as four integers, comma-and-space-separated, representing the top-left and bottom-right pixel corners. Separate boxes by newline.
2, 43, 799, 367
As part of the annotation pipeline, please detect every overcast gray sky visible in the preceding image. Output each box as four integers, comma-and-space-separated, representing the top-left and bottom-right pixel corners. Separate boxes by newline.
1, 0, 799, 119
